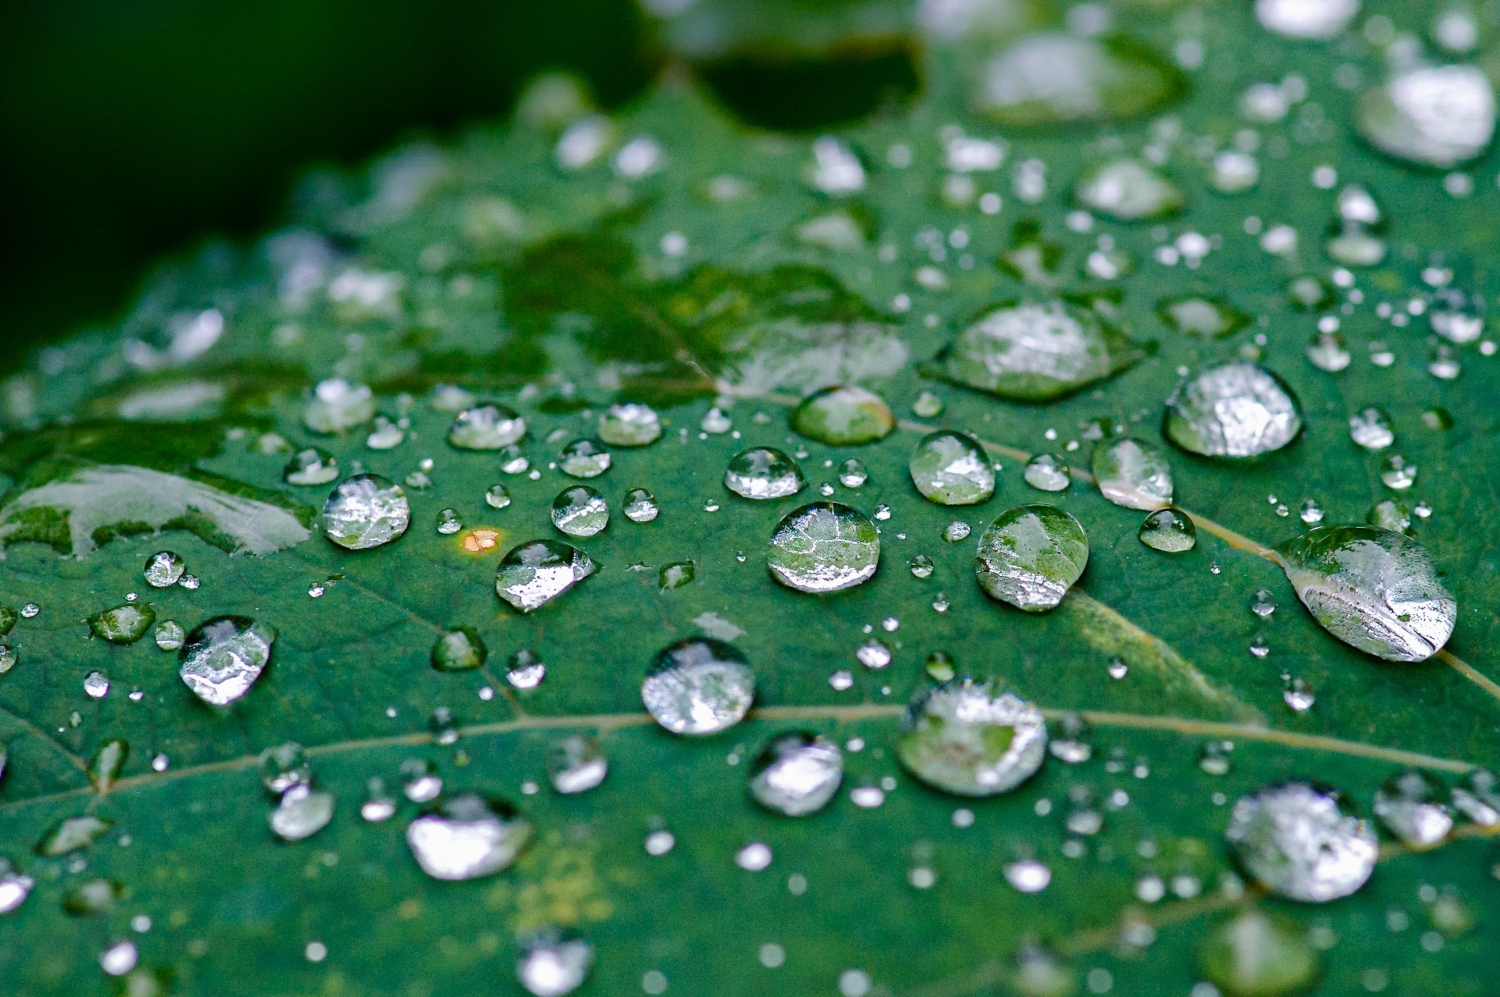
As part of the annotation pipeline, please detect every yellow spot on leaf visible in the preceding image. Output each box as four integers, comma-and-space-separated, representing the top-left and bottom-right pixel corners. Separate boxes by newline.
461, 527, 503, 553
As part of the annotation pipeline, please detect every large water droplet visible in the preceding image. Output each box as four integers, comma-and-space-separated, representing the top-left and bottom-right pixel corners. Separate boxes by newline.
283, 448, 339, 486
1023, 454, 1070, 492
36, 814, 112, 857
1074, 158, 1183, 221
90, 603, 156, 645
909, 431, 995, 506
1255, 0, 1358, 38
304, 379, 375, 435
725, 448, 806, 500
270, 784, 335, 842
641, 638, 754, 735
1225, 782, 1377, 902
547, 735, 608, 794
1163, 362, 1303, 458
1357, 64, 1495, 168
747, 732, 844, 816
1199, 908, 1319, 997
551, 486, 609, 537
431, 627, 487, 672
938, 301, 1140, 402
143, 551, 185, 588
322, 474, 411, 549
495, 540, 597, 613
790, 386, 896, 446
897, 680, 1047, 796
1349, 406, 1394, 450
1373, 769, 1453, 847
1092, 437, 1173, 510
767, 502, 880, 593
558, 439, 611, 478
406, 794, 533, 880
623, 488, 659, 523
178, 616, 276, 705
975, 505, 1089, 613
1275, 525, 1455, 662
597, 403, 661, 448
1379, 454, 1417, 490
517, 928, 594, 997
1138, 507, 1196, 552
448, 404, 525, 450
1157, 295, 1252, 339
974, 34, 1186, 127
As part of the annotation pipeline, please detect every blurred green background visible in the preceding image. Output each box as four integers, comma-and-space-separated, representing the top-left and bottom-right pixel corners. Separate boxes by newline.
0, 0, 660, 358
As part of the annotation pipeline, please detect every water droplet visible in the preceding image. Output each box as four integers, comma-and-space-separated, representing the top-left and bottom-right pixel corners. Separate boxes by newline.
1299, 498, 1325, 525
1048, 712, 1093, 763
0, 858, 35, 914
942, 521, 972, 543
745, 736, 845, 823
365, 415, 403, 451
1021, 453, 1069, 492
1373, 769, 1453, 847
1255, 0, 1357, 37
788, 385, 897, 446
1276, 525, 1455, 661
1225, 782, 1377, 901
448, 404, 525, 450
517, 928, 594, 997
178, 615, 276, 706
975, 34, 1186, 126
1200, 908, 1319, 997
547, 485, 607, 538
321, 474, 410, 549
1305, 329, 1351, 371
912, 391, 945, 419
507, 649, 547, 689
975, 505, 1089, 612
838, 459, 868, 488
1451, 769, 1500, 827
659, 561, 695, 590
641, 638, 755, 735
99, 940, 138, 977
434, 508, 463, 536
1349, 407, 1394, 450
0, 645, 15, 675
1157, 295, 1252, 339
20, 604, 38, 618
484, 484, 513, 510
938, 301, 1140, 402
143, 551, 185, 588
1164, 362, 1303, 458
644, 829, 675, 855
304, 379, 374, 435
88, 738, 127, 790
36, 814, 112, 857
90, 603, 156, 645
873, 503, 892, 521
725, 448, 806, 500
431, 627, 487, 673
1005, 859, 1052, 893
154, 620, 184, 651
1357, 64, 1495, 168
1092, 437, 1173, 511
909, 554, 935, 578
735, 841, 773, 871
178, 573, 200, 590
598, 403, 661, 448
1367, 500, 1412, 534
909, 431, 995, 506
623, 488, 659, 523
1075, 158, 1183, 221
558, 439, 611, 479
270, 783, 335, 842
898, 680, 1046, 796
500, 445, 531, 474
1282, 674, 1315, 711
699, 406, 732, 434
1198, 740, 1234, 775
83, 671, 110, 699
547, 735, 607, 794
259, 742, 310, 794
767, 502, 880, 593
828, 669, 854, 691
406, 793, 532, 880
1429, 344, 1462, 380
495, 540, 597, 613
1378, 454, 1417, 490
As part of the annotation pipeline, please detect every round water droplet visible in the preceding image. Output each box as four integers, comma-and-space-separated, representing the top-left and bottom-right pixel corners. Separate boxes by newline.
939, 301, 1139, 402
1286, 275, 1335, 311
154, 620, 184, 651
499, 445, 530, 475
1005, 859, 1052, 893
1305, 331, 1351, 372
517, 928, 594, 997
0, 645, 15, 675
63, 877, 124, 917
641, 638, 755, 735
485, 484, 512, 509
790, 386, 895, 446
1134, 506, 1194, 551
431, 627, 487, 672
838, 459, 868, 488
1023, 454, 1070, 492
143, 551, 185, 588
304, 379, 375, 434
938, 521, 969, 545
909, 554, 935, 578
0, 858, 35, 915
748, 732, 844, 816
547, 735, 607, 794
659, 561, 695, 590
495, 540, 598, 613
322, 474, 410, 549
1451, 769, 1500, 827
505, 649, 546, 689
597, 403, 661, 448
912, 391, 945, 418
1225, 782, 1377, 902
1255, 0, 1357, 37
83, 671, 110, 699
856, 639, 892, 669
897, 680, 1048, 796
1357, 64, 1495, 168
975, 34, 1186, 127
259, 742, 310, 794
700, 407, 732, 434
1250, 589, 1277, 618
90, 603, 156, 645
1348, 406, 1394, 450
1198, 740, 1234, 776
551, 486, 609, 537
767, 502, 881, 594
270, 784, 335, 842
436, 508, 463, 535
1092, 437, 1173, 510
366, 416, 403, 450
1367, 500, 1412, 534
1299, 498, 1325, 524
558, 439, 611, 478
448, 404, 525, 450
623, 488, 659, 523
1276, 525, 1455, 662
1373, 769, 1454, 847
1379, 454, 1417, 490
1049, 712, 1093, 763
406, 794, 533, 880
975, 505, 1089, 612
1200, 908, 1319, 997
1163, 362, 1303, 458
178, 615, 276, 706
725, 448, 806, 500
1075, 158, 1183, 221
1282, 674, 1315, 711
1157, 295, 1252, 339
909, 431, 995, 506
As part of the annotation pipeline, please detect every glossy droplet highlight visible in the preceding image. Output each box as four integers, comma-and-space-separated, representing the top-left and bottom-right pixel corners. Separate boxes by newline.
725, 448, 806, 500
790, 386, 896, 446
975, 505, 1089, 612
558, 439, 611, 479
517, 928, 594, 997
90, 603, 156, 645
748, 732, 844, 816
975, 34, 1186, 127
623, 488, 659, 523
1349, 406, 1394, 450
597, 403, 661, 448
270, 784, 335, 842
1199, 909, 1319, 997
1157, 295, 1251, 339
1092, 437, 1173, 510
1225, 782, 1377, 902
939, 301, 1140, 402
178, 616, 276, 706
448, 404, 525, 450
322, 474, 410, 550
909, 431, 994, 506
431, 628, 487, 672
495, 540, 597, 613
406, 794, 533, 880
838, 459, 868, 488
641, 638, 755, 735
304, 379, 374, 434
485, 484, 512, 509
547, 735, 608, 795
1357, 64, 1495, 168
1023, 454, 1070, 492
1255, 0, 1357, 38
1163, 362, 1303, 458
1138, 507, 1196, 552
143, 551, 185, 588
1373, 769, 1453, 847
897, 680, 1048, 796
767, 502, 880, 594
1275, 526, 1455, 662
1075, 158, 1183, 221
551, 486, 608, 537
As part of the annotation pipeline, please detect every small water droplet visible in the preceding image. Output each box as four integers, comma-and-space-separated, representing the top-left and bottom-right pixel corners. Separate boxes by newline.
547, 735, 608, 794
641, 639, 755, 735
725, 448, 806, 500
0, 859, 35, 915
90, 603, 156, 645
1356, 64, 1495, 169
1023, 454, 1071, 492
909, 431, 995, 506
99, 940, 139, 977
1299, 498, 1325, 524
976, 505, 1089, 612
485, 484, 513, 509
406, 793, 532, 880
790, 386, 896, 446
912, 391, 944, 418
500, 445, 531, 475
506, 649, 547, 689
828, 669, 854, 691
897, 681, 1047, 796
700, 407, 732, 434
1349, 406, 1395, 450
837, 459, 868, 488
270, 783, 335, 842
495, 540, 597, 613
1373, 769, 1454, 847
909, 554, 935, 578
153, 620, 184, 651
143, 551, 185, 588
20, 604, 38, 618
925, 651, 956, 683
1005, 859, 1052, 893
644, 829, 675, 855
1138, 507, 1196, 552
1075, 158, 1183, 221
558, 439, 611, 479
856, 640, 892, 669
517, 928, 594, 997
431, 628, 487, 672
83, 671, 110, 699
1107, 657, 1129, 680
1092, 437, 1174, 510
88, 738, 127, 790
449, 404, 526, 450
551, 486, 609, 537
1249, 589, 1277, 617
1198, 740, 1234, 776
598, 403, 661, 448
620, 487, 658, 523
1048, 713, 1093, 763
1306, 330, 1351, 371
436, 508, 463, 535
659, 561, 695, 590
304, 379, 374, 435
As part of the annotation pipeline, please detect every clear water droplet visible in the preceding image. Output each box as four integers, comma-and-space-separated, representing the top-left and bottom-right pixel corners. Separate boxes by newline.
1137, 507, 1196, 553
1092, 437, 1173, 510
1282, 675, 1314, 711
36, 814, 111, 857
623, 488, 659, 523
259, 742, 310, 794
975, 34, 1186, 127
641, 638, 755, 735
99, 940, 138, 977
598, 403, 661, 448
1226, 782, 1377, 901
700, 407, 732, 434
1306, 330, 1351, 371
856, 639, 891, 669
517, 928, 594, 997
431, 628, 487, 672
975, 505, 1089, 612
558, 439, 611, 479
153, 620, 184, 651
725, 448, 806, 500
366, 415, 404, 450
0, 858, 34, 915
551, 486, 609, 537
939, 300, 1140, 401
736, 841, 773, 871
1200, 908, 1319, 997
942, 521, 971, 543
304, 379, 375, 435
270, 783, 335, 842
909, 431, 995, 506
178, 615, 275, 705
767, 503, 880, 593
436, 508, 463, 535
898, 681, 1047, 796
547, 735, 608, 794
1299, 498, 1325, 524
1250, 589, 1277, 617
1357, 64, 1495, 169
1075, 158, 1183, 221
644, 830, 675, 855
659, 561, 695, 590
83, 671, 110, 699
448, 404, 526, 450
88, 738, 127, 790
495, 540, 597, 613
1164, 362, 1303, 458
1198, 740, 1234, 775
406, 793, 532, 880
790, 386, 896, 446
506, 649, 547, 689
1107, 657, 1129, 680
1023, 454, 1071, 492
1349, 407, 1395, 450
828, 669, 854, 691
485, 484, 513, 509
90, 603, 156, 645
321, 474, 410, 549
143, 551, 185, 588
401, 759, 443, 803
909, 554, 935, 578
1451, 769, 1500, 827
912, 391, 945, 418
1157, 295, 1252, 339
1367, 500, 1412, 534
20, 604, 38, 618
838, 459, 868, 488
1048, 712, 1093, 763
1379, 454, 1417, 490
924, 651, 956, 683
1373, 769, 1453, 847
499, 445, 531, 475
1005, 859, 1052, 893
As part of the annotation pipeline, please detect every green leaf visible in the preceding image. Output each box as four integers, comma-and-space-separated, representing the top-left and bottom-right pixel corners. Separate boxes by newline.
3, 6, 1500, 995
